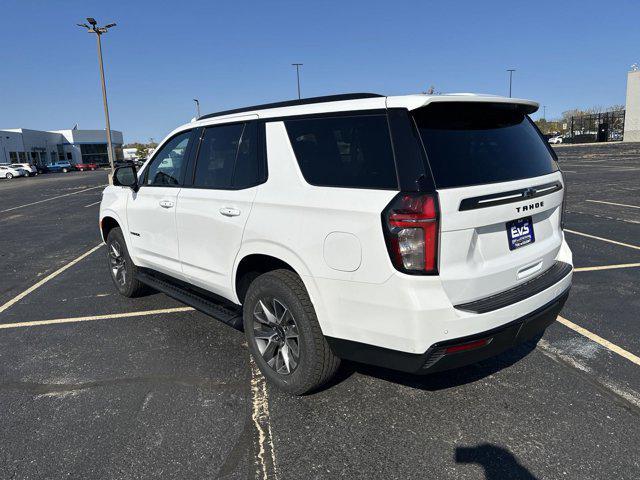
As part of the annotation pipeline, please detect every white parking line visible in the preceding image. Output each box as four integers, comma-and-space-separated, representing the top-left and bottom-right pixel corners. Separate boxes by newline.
586, 199, 640, 209
556, 316, 640, 367
0, 306, 195, 329
564, 229, 640, 251
84, 200, 102, 208
574, 263, 640, 272
0, 185, 105, 213
250, 357, 278, 480
0, 244, 104, 315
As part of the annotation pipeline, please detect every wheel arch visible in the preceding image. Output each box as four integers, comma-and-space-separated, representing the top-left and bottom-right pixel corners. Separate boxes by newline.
233, 242, 322, 308
233, 246, 330, 336
99, 209, 127, 244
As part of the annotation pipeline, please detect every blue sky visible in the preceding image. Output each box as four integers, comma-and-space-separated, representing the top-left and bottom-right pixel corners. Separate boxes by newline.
1, 0, 638, 143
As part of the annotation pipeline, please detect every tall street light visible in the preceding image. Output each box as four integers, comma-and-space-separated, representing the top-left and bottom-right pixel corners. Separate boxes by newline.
292, 63, 303, 99
193, 99, 201, 119
77, 18, 117, 176
507, 68, 516, 98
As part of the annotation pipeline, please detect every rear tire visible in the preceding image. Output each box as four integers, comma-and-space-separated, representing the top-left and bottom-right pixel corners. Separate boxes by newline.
106, 227, 147, 297
62, 168, 68, 173
243, 269, 340, 395
6, 173, 13, 179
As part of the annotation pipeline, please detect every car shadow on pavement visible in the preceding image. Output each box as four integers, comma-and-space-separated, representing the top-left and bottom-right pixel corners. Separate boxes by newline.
326, 335, 542, 392
455, 443, 538, 479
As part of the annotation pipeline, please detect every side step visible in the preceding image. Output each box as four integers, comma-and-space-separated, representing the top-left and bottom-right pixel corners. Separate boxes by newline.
136, 271, 243, 330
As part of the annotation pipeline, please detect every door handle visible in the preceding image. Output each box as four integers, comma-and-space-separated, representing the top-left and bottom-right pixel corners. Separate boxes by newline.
159, 200, 174, 209
219, 207, 241, 217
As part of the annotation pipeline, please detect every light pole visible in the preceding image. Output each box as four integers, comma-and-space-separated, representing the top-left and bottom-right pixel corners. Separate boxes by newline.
507, 69, 516, 97
77, 18, 117, 176
193, 99, 201, 119
292, 63, 303, 99
543, 105, 547, 120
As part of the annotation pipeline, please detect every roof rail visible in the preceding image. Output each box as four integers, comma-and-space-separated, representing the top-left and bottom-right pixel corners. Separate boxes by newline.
198, 93, 384, 120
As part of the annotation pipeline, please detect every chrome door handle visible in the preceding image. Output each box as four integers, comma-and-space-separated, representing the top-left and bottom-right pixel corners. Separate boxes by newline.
159, 200, 174, 209
219, 207, 241, 217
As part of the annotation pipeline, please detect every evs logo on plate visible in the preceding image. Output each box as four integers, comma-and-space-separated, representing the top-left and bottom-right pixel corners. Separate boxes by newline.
506, 216, 535, 251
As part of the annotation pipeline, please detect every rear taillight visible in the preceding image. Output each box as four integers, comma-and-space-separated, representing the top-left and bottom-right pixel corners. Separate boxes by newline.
560, 171, 567, 229
382, 193, 439, 274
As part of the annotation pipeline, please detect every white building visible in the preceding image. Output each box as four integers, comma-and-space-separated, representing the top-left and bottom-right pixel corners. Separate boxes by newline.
624, 68, 640, 142
122, 147, 138, 161
0, 128, 123, 167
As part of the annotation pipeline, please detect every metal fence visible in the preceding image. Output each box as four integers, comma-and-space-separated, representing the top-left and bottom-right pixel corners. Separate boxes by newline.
563, 110, 626, 143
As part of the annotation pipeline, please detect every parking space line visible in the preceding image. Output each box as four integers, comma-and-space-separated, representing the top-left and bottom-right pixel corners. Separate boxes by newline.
250, 357, 278, 480
0, 306, 195, 330
556, 316, 640, 367
0, 185, 106, 213
586, 199, 640, 209
0, 244, 104, 315
84, 200, 102, 208
574, 263, 640, 272
564, 229, 640, 251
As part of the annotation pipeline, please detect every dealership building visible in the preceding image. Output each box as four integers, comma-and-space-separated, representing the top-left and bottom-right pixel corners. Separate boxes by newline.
0, 128, 123, 167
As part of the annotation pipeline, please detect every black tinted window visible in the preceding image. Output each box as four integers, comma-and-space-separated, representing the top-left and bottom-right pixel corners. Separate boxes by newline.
285, 115, 397, 189
232, 122, 261, 188
193, 124, 244, 188
145, 131, 191, 186
413, 103, 557, 189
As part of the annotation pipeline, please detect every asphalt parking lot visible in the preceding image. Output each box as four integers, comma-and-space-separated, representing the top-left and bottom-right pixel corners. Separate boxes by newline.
0, 145, 639, 479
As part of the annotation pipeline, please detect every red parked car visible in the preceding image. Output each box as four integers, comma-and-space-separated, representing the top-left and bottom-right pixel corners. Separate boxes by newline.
76, 162, 98, 171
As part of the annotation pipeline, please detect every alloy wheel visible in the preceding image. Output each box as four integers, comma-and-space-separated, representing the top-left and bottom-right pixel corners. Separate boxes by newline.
108, 240, 127, 286
252, 297, 300, 375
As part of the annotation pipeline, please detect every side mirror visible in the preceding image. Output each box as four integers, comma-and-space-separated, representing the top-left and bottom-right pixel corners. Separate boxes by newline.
113, 165, 139, 192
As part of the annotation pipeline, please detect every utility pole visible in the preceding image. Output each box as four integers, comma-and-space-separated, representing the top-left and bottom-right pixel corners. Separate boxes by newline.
292, 63, 303, 99
77, 18, 117, 176
193, 99, 201, 119
507, 69, 516, 98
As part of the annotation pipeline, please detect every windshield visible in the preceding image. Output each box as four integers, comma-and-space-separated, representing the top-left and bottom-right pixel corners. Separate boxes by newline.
413, 102, 558, 189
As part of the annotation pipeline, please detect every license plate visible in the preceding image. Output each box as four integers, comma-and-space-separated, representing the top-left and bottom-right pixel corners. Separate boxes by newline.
506, 216, 535, 250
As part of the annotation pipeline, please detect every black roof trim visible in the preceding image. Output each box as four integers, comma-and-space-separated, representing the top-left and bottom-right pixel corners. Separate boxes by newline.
199, 93, 384, 120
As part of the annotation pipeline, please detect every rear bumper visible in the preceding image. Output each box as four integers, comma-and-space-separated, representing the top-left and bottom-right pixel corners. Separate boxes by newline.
326, 287, 569, 374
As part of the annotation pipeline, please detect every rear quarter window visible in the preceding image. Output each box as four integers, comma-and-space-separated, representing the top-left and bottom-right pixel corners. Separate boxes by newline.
413, 102, 558, 189
284, 114, 398, 189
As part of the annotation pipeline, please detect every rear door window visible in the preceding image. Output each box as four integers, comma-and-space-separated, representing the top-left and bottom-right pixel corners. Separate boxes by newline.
284, 114, 398, 189
193, 124, 244, 189
413, 102, 558, 189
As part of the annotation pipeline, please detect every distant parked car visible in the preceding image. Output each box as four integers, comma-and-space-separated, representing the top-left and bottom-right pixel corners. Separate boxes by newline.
548, 136, 563, 144
76, 162, 98, 171
10, 163, 38, 176
46, 161, 75, 173
0, 165, 28, 179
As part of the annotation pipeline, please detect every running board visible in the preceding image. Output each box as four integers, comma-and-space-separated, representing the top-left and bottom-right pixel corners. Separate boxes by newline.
136, 271, 243, 330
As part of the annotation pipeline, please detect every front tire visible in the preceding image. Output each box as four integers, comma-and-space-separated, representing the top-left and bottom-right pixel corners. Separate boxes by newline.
62, 168, 68, 173
6, 173, 13, 179
243, 269, 340, 395
106, 227, 146, 297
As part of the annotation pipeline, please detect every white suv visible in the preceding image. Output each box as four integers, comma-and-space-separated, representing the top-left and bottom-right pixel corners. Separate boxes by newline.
100, 93, 573, 394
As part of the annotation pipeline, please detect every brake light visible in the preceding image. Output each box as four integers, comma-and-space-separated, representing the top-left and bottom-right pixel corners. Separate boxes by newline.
560, 171, 567, 230
383, 193, 439, 274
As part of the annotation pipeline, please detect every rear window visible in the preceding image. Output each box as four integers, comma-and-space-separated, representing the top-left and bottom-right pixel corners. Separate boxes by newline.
284, 114, 398, 189
413, 102, 558, 189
